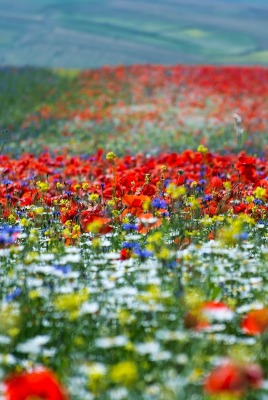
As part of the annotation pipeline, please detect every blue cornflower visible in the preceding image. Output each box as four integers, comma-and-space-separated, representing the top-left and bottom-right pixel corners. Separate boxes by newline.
163, 179, 171, 188
167, 260, 177, 269
161, 211, 169, 217
1, 179, 13, 185
258, 220, 268, 226
0, 225, 22, 246
254, 199, 264, 206
133, 248, 153, 258
152, 197, 168, 209
123, 223, 139, 231
122, 242, 139, 249
6, 287, 21, 302
234, 232, 249, 240
54, 264, 71, 274
203, 195, 213, 202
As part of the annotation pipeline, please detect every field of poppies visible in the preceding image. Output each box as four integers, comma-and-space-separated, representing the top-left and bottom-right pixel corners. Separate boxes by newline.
0, 65, 268, 399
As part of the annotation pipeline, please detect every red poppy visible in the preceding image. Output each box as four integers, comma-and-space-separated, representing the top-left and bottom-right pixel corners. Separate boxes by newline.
204, 360, 263, 396
4, 368, 68, 400
122, 195, 150, 216
241, 308, 268, 335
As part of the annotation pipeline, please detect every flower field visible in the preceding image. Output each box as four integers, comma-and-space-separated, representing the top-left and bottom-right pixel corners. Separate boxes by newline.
0, 65, 268, 399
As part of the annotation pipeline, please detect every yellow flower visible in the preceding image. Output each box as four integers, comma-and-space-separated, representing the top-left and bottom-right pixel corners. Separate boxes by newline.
54, 289, 89, 319
187, 196, 200, 210
245, 195, 254, 204
157, 246, 170, 260
87, 220, 102, 234
197, 144, 208, 154
24, 252, 38, 264
28, 290, 40, 300
142, 198, 151, 211
87, 363, 107, 394
0, 304, 20, 336
110, 361, 138, 387
89, 193, 99, 202
166, 183, 186, 199
92, 238, 100, 248
36, 181, 49, 192
147, 231, 162, 245
33, 207, 44, 215
107, 199, 116, 207
8, 214, 16, 224
20, 217, 31, 227
254, 186, 267, 201
106, 152, 117, 161
223, 181, 232, 190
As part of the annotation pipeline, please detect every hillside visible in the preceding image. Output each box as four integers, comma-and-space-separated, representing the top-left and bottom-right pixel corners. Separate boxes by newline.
1, 0, 268, 67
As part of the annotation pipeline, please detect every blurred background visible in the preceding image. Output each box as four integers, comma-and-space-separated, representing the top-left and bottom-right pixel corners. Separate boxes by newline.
0, 0, 268, 68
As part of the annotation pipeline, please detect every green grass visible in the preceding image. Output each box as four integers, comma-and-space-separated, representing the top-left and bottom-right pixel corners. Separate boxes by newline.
0, 68, 79, 129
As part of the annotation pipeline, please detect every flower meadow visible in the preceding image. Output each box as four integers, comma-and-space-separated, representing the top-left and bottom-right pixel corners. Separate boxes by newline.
0, 65, 268, 399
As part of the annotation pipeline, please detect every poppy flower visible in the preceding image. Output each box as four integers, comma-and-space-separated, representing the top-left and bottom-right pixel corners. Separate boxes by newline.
241, 308, 268, 335
4, 368, 68, 400
204, 360, 263, 396
202, 301, 234, 321
122, 195, 150, 216
137, 212, 162, 234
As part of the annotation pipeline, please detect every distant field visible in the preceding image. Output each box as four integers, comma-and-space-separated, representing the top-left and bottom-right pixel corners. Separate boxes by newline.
0, 0, 267, 67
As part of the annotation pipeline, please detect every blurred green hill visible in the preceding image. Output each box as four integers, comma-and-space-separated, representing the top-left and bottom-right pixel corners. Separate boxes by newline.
0, 0, 268, 67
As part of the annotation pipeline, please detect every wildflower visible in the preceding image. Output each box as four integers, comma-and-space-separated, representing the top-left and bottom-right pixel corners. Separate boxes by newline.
151, 197, 168, 209
33, 206, 44, 215
106, 151, 117, 161
6, 288, 21, 302
0, 304, 20, 336
54, 289, 89, 319
89, 193, 99, 202
166, 183, 186, 199
204, 360, 263, 396
134, 247, 153, 259
4, 368, 68, 400
197, 144, 208, 154
36, 181, 49, 192
123, 223, 139, 231
87, 363, 107, 394
0, 225, 21, 246
110, 361, 138, 387
186, 196, 201, 210
254, 186, 267, 201
242, 308, 268, 335
1, 179, 13, 185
